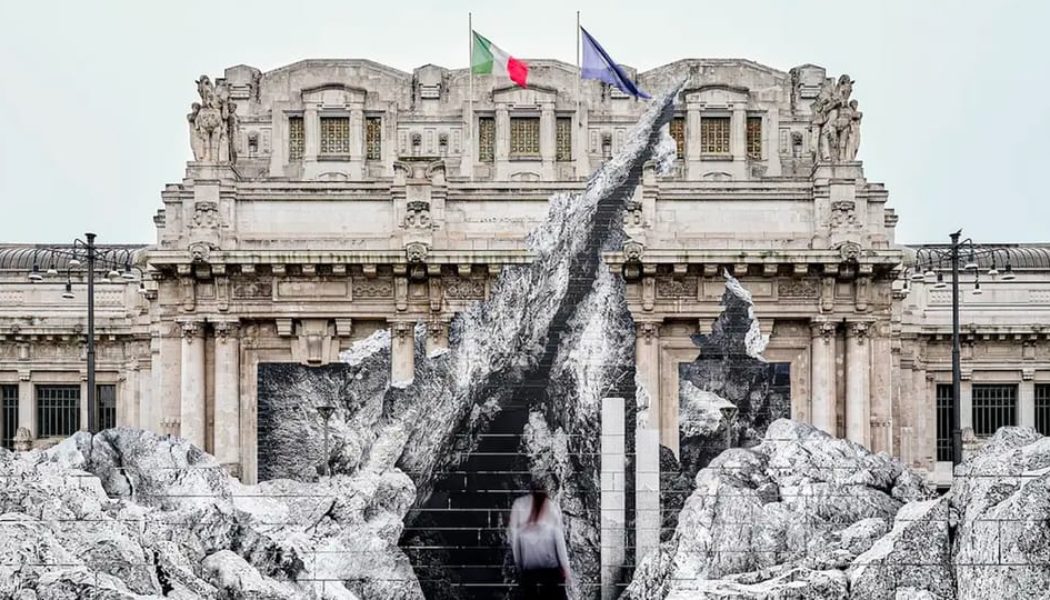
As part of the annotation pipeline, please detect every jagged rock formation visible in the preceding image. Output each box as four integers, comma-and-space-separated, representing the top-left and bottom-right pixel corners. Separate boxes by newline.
624, 419, 936, 600
0, 428, 420, 599
661, 273, 792, 540
625, 422, 1050, 600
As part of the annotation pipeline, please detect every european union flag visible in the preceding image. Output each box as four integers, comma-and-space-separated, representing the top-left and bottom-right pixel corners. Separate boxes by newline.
580, 27, 650, 99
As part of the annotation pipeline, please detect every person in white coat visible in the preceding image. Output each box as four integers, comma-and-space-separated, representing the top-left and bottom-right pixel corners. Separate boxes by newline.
507, 480, 571, 599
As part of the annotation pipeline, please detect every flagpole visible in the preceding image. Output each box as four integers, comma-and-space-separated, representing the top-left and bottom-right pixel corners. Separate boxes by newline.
468, 12, 474, 182
576, 11, 581, 127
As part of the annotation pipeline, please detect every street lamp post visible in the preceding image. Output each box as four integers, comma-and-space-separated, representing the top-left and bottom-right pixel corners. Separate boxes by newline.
26, 234, 144, 434
913, 233, 1021, 466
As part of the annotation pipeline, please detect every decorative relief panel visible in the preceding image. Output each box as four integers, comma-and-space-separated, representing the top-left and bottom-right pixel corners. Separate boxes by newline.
275, 280, 349, 300
320, 117, 350, 155
352, 277, 394, 299
232, 279, 273, 299
656, 276, 698, 299
444, 276, 486, 300
778, 279, 819, 299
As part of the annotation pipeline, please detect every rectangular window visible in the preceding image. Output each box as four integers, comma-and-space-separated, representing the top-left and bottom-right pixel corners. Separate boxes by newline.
935, 384, 953, 462
746, 116, 763, 159
972, 384, 1017, 437
98, 384, 117, 430
478, 117, 495, 162
2, 385, 17, 450
555, 117, 572, 161
288, 116, 304, 160
510, 117, 540, 158
36, 385, 80, 439
365, 117, 382, 160
669, 117, 685, 159
700, 116, 730, 154
1036, 384, 1050, 436
320, 116, 350, 155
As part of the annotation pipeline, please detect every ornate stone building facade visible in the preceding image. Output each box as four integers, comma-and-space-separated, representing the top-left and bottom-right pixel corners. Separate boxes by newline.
1, 58, 1048, 488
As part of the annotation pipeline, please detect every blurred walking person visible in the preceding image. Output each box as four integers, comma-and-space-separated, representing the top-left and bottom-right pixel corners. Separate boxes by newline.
508, 480, 571, 599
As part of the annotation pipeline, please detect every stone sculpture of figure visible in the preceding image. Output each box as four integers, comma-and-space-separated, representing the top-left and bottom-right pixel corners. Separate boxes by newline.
810, 74, 860, 162
188, 74, 239, 163
12, 427, 32, 452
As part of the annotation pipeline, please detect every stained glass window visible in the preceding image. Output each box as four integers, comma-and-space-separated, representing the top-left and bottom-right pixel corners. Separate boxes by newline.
669, 117, 685, 159
700, 116, 730, 154
478, 117, 495, 162
510, 117, 540, 158
320, 116, 350, 155
288, 116, 304, 160
556, 117, 572, 161
365, 117, 382, 160
747, 116, 762, 159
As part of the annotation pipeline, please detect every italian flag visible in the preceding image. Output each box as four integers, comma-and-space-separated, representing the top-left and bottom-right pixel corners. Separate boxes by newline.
471, 31, 528, 88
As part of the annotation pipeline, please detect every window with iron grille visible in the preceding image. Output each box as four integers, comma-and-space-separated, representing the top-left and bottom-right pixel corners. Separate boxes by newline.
288, 116, 304, 160
972, 384, 1017, 437
700, 116, 730, 154
98, 384, 117, 430
36, 385, 80, 439
320, 116, 350, 155
555, 117, 572, 161
478, 117, 495, 162
2, 385, 17, 450
1036, 384, 1050, 436
935, 384, 953, 462
510, 117, 540, 158
746, 116, 762, 159
365, 117, 382, 160
669, 117, 685, 159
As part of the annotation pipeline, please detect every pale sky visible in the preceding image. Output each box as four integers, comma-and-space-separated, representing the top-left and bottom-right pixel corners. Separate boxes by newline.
1, 0, 1047, 245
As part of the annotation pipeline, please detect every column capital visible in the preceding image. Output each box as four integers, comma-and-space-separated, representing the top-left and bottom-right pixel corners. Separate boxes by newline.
177, 319, 205, 340
846, 320, 872, 341
213, 320, 241, 342
810, 319, 837, 341
636, 320, 662, 343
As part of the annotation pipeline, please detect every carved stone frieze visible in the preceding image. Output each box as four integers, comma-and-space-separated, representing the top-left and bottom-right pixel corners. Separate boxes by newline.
830, 200, 861, 231
191, 201, 221, 229
232, 278, 272, 299
404, 200, 432, 230
656, 276, 697, 299
352, 277, 394, 299
443, 276, 486, 300
779, 278, 819, 299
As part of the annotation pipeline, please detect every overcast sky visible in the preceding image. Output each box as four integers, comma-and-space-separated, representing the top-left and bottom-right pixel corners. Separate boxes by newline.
1, 1, 1047, 245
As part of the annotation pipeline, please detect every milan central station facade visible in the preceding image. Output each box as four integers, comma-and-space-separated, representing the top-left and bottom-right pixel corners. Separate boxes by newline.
1, 57, 1049, 488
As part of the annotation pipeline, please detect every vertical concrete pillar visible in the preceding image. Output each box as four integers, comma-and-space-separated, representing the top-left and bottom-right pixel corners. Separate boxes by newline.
731, 106, 747, 162
17, 374, 33, 440
634, 321, 661, 562
540, 103, 555, 179
79, 376, 89, 432
869, 327, 894, 454
122, 362, 139, 427
960, 378, 973, 430
809, 320, 837, 435
214, 321, 241, 475
1019, 376, 1036, 428
600, 397, 626, 600
391, 321, 416, 386
845, 321, 871, 446
179, 320, 207, 448
137, 360, 152, 433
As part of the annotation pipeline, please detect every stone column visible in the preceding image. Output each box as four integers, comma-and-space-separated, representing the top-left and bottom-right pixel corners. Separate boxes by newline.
540, 103, 555, 179
869, 324, 894, 454
303, 105, 319, 163
845, 321, 871, 445
809, 320, 837, 435
179, 320, 207, 449
600, 397, 626, 600
1019, 372, 1036, 428
731, 106, 747, 162
391, 321, 416, 386
426, 320, 449, 358
17, 373, 33, 440
79, 376, 89, 431
634, 321, 661, 562
495, 104, 510, 179
122, 361, 139, 428
213, 321, 241, 475
960, 377, 973, 431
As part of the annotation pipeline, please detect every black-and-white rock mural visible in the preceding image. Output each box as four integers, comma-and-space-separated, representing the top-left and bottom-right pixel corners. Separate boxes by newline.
662, 275, 792, 538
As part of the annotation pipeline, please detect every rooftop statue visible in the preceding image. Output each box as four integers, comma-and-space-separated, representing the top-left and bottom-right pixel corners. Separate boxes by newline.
811, 73, 862, 162
188, 75, 238, 163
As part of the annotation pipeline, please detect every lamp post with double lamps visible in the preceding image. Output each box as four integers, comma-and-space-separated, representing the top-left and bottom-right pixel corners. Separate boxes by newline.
25, 233, 146, 434
910, 233, 1019, 466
